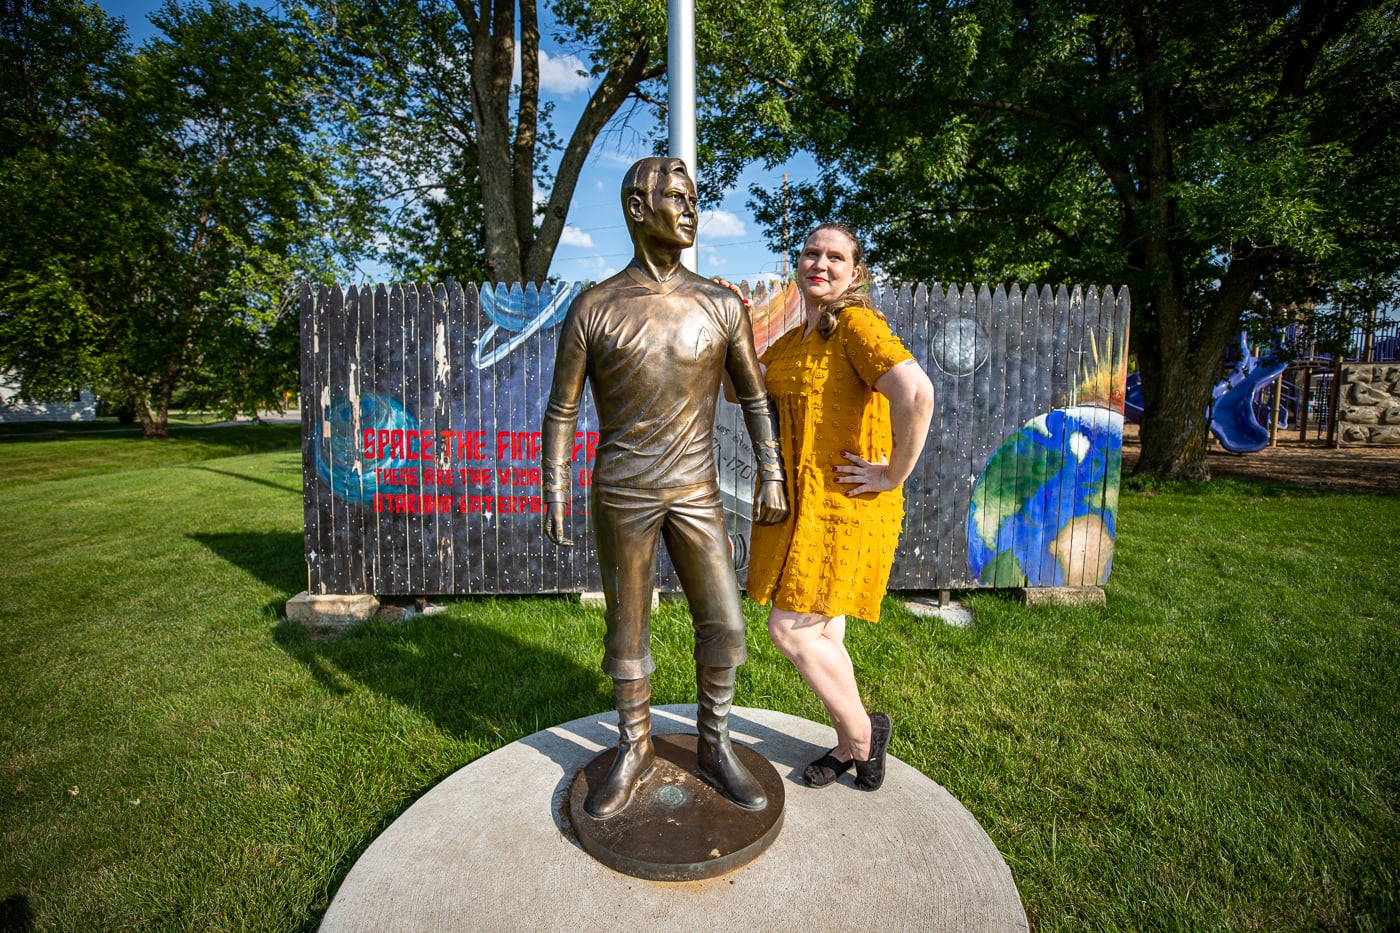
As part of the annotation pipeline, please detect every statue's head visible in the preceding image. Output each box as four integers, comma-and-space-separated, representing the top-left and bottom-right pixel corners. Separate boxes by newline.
621, 157, 697, 252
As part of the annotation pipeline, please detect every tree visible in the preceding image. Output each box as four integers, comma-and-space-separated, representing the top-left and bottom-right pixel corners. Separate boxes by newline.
1, 0, 368, 436
0, 0, 133, 404
290, 0, 488, 284
112, 0, 355, 436
295, 0, 816, 284
296, 0, 675, 285
705, 0, 1400, 479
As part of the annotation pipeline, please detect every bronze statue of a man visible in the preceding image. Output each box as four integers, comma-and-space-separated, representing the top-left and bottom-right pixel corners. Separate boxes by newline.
542, 157, 789, 819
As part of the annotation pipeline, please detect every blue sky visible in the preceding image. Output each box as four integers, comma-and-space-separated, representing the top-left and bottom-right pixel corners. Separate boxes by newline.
96, 0, 815, 287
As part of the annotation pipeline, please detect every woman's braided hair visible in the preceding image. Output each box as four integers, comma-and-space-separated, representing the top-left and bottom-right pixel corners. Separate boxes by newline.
808, 222, 884, 339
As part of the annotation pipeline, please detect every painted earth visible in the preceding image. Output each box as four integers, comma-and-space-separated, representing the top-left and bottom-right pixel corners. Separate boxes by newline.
967, 405, 1124, 587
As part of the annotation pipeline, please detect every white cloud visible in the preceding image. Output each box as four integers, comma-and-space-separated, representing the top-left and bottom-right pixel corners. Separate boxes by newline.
559, 226, 595, 248
513, 47, 591, 96
699, 244, 725, 267
539, 50, 590, 95
700, 210, 746, 239
597, 148, 643, 167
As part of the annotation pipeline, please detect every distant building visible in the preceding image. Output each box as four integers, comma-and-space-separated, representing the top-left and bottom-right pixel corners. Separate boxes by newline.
0, 371, 96, 423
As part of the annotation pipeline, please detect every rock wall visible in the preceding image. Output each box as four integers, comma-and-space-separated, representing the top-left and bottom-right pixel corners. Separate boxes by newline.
1337, 363, 1400, 446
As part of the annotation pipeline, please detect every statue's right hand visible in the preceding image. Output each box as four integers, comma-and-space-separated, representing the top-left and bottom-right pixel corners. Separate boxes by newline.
544, 502, 573, 547
752, 479, 789, 526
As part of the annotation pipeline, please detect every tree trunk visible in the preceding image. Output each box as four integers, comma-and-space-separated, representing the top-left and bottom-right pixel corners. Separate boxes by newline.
134, 391, 170, 439
1134, 335, 1216, 480
524, 36, 658, 284
1121, 7, 1276, 481
466, 2, 522, 284
458, 1, 662, 285
512, 0, 539, 274
1132, 273, 1219, 480
1133, 251, 1272, 480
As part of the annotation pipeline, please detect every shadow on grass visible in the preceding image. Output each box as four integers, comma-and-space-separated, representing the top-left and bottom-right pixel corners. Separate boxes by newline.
0, 893, 34, 933
194, 465, 303, 496
190, 531, 307, 605
188, 530, 607, 742
272, 606, 606, 743
271, 603, 610, 930
1119, 471, 1393, 499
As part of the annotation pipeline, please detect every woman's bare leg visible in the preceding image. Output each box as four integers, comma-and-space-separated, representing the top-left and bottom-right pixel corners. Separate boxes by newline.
768, 607, 872, 760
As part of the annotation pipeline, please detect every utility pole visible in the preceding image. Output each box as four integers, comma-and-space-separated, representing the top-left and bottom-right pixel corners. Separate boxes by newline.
781, 172, 789, 277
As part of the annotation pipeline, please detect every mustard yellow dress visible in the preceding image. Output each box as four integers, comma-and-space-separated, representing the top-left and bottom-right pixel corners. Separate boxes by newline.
747, 305, 914, 622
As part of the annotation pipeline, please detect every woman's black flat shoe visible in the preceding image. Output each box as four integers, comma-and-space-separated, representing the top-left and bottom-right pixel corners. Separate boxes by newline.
803, 749, 854, 787
854, 712, 892, 791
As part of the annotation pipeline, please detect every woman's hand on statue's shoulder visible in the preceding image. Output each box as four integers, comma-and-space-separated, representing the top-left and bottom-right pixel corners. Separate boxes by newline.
711, 276, 750, 307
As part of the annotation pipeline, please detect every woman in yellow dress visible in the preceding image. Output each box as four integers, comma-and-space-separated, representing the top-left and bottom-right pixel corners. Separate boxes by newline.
747, 222, 934, 790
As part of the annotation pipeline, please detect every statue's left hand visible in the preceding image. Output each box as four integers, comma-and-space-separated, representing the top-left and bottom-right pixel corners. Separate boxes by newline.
544, 502, 574, 547
752, 479, 789, 525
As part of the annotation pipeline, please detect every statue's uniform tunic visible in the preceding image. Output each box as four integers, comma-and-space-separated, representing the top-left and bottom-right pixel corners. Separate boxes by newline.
543, 262, 773, 679
746, 306, 914, 623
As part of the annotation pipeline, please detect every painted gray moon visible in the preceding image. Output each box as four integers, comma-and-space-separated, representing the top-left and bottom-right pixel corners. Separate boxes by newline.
932, 318, 989, 376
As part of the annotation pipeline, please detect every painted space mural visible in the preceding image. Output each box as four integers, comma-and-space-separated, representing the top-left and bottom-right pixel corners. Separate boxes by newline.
300, 279, 1128, 596
967, 335, 1126, 588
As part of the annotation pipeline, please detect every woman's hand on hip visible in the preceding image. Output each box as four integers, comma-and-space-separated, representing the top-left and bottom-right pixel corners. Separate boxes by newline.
835, 451, 900, 497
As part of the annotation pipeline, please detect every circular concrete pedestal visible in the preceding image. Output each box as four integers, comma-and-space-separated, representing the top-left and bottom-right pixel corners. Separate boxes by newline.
319, 706, 1028, 932
569, 734, 784, 881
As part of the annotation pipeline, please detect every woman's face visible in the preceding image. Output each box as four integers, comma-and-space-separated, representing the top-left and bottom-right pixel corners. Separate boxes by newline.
797, 227, 860, 307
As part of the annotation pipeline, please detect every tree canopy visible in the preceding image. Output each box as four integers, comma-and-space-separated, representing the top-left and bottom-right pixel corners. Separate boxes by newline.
0, 0, 369, 435
7, 0, 1396, 473
291, 0, 822, 284
706, 0, 1400, 478
294, 0, 676, 285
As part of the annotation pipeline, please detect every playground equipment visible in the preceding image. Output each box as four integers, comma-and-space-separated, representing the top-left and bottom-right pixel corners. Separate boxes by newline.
1124, 333, 1287, 453
1209, 351, 1287, 452
1129, 320, 1400, 448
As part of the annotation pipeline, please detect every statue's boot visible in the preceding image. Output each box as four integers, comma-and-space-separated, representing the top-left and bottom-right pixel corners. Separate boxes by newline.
585, 676, 656, 819
695, 664, 767, 810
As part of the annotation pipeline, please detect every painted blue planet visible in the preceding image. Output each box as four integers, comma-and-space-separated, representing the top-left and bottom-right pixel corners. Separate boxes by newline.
967, 405, 1124, 587
314, 392, 418, 506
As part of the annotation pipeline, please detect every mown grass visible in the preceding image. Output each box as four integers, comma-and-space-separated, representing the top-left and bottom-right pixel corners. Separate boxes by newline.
0, 425, 1395, 931
0, 418, 300, 487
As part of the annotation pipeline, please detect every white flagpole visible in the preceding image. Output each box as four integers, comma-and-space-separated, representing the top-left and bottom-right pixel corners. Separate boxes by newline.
668, 0, 698, 271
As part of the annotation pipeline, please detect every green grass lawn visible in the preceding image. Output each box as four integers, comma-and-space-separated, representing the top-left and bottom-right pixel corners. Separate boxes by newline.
0, 418, 300, 487
0, 425, 1395, 931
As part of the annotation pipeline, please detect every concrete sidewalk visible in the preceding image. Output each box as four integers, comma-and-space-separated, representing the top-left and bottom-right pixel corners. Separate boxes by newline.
320, 705, 1028, 932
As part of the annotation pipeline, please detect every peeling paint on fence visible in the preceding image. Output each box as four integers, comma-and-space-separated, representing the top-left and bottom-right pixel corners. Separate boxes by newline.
300, 279, 1130, 596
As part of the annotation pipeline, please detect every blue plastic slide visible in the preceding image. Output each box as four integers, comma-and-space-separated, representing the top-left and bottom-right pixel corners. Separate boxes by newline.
1123, 334, 1286, 452
1208, 359, 1287, 453
1125, 371, 1144, 423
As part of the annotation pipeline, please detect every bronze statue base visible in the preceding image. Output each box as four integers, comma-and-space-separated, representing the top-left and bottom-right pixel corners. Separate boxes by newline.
568, 733, 784, 882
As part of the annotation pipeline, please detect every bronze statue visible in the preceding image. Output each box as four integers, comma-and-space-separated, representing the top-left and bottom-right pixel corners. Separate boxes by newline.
542, 157, 789, 819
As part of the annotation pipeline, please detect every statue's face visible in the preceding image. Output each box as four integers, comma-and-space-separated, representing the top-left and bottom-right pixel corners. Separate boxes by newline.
633, 171, 698, 251
797, 227, 860, 306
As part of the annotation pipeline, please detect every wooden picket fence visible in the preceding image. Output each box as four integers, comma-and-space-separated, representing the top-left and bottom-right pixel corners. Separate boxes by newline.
301, 279, 1130, 598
